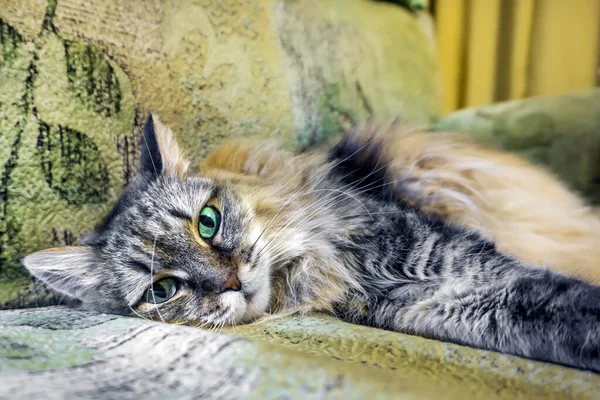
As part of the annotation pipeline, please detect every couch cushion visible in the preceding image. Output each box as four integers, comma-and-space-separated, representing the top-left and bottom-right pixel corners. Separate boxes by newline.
1, 307, 598, 399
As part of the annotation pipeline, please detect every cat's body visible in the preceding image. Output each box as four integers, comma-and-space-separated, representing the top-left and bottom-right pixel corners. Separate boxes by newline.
204, 125, 600, 283
23, 116, 600, 373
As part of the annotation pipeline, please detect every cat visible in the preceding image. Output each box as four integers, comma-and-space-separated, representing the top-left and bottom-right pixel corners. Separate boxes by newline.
206, 124, 600, 283
23, 115, 600, 373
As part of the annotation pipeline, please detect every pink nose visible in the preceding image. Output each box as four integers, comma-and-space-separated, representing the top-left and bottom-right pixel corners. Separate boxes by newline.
220, 269, 241, 293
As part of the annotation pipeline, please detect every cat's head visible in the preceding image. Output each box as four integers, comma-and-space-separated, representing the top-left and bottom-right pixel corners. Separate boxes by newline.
22, 115, 274, 326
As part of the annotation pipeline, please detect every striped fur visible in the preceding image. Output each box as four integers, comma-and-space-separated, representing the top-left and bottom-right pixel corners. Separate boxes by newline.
23, 116, 600, 372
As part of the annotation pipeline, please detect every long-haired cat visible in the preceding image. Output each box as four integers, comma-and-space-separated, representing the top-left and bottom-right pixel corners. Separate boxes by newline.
205, 125, 600, 283
23, 115, 600, 373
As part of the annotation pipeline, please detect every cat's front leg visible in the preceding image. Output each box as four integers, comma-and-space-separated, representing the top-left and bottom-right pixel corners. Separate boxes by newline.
392, 273, 600, 372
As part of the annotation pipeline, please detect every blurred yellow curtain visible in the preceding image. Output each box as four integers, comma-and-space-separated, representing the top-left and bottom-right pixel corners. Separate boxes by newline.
433, 0, 600, 114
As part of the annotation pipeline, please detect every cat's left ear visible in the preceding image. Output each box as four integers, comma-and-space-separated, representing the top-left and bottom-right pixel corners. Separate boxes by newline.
139, 114, 189, 178
22, 246, 101, 300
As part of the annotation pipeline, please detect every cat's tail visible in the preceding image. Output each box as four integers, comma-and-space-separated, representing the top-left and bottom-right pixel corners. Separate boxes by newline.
333, 124, 600, 284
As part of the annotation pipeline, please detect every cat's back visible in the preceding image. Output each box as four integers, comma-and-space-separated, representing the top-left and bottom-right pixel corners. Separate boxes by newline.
198, 126, 600, 282
366, 124, 600, 283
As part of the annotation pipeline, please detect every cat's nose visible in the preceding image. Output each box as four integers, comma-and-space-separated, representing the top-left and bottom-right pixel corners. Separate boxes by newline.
220, 268, 241, 293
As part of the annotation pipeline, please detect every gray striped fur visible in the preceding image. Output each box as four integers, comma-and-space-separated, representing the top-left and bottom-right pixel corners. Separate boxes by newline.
22, 117, 600, 373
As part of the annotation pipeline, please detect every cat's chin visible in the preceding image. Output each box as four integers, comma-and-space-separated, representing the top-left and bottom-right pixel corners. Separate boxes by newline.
241, 286, 271, 324
217, 283, 270, 326
233, 254, 272, 324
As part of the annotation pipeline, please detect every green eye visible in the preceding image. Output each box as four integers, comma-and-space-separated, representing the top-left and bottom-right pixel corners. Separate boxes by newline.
199, 206, 221, 240
144, 278, 177, 304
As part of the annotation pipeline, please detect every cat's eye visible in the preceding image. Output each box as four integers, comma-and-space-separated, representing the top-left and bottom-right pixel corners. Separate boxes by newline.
199, 206, 221, 240
144, 278, 177, 304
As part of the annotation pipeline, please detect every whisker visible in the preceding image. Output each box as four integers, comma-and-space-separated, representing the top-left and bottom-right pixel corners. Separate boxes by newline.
255, 155, 394, 259
129, 306, 152, 322
148, 234, 166, 324
263, 210, 401, 268
196, 320, 212, 330
256, 184, 367, 259
258, 185, 373, 259
249, 136, 379, 252
267, 160, 307, 197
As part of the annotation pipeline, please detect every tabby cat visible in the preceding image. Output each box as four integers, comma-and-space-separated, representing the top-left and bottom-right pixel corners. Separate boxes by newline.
23, 115, 600, 373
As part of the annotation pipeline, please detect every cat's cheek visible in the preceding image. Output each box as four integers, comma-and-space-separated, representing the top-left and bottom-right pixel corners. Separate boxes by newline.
219, 291, 248, 324
244, 281, 271, 322
235, 271, 271, 324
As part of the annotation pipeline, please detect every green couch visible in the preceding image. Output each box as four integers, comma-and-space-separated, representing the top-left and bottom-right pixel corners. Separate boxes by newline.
1, 0, 599, 398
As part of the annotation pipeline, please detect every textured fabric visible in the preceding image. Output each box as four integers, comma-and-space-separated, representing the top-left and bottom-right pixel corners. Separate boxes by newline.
1, 307, 599, 399
0, 0, 440, 308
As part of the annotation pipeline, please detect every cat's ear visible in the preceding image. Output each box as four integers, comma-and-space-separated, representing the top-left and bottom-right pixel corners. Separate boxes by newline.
22, 246, 101, 300
139, 114, 189, 178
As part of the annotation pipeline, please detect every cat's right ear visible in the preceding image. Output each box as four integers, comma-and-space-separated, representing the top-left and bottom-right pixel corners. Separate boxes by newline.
22, 246, 101, 300
139, 114, 189, 178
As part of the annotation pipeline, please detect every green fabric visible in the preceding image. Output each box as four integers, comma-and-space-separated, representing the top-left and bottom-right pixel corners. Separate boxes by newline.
1, 307, 598, 399
435, 89, 600, 204
0, 0, 440, 308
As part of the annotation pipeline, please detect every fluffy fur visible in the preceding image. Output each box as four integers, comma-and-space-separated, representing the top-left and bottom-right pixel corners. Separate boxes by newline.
23, 115, 600, 372
206, 124, 600, 283
352, 125, 600, 282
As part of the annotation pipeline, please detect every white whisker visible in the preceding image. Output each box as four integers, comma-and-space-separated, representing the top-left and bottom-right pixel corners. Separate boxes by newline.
250, 136, 379, 252
256, 155, 396, 260
148, 234, 166, 324
129, 306, 152, 322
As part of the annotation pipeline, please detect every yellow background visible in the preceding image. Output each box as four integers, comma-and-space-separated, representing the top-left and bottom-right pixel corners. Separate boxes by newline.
433, 0, 600, 113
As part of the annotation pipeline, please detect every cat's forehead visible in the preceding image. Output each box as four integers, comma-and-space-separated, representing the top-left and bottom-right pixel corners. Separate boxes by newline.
84, 175, 209, 245
120, 176, 215, 222
89, 174, 247, 249
143, 175, 215, 210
